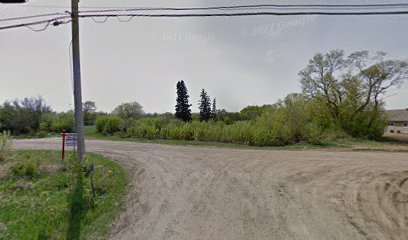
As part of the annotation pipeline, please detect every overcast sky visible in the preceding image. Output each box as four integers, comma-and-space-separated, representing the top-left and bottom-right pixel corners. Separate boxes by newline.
1, 0, 407, 113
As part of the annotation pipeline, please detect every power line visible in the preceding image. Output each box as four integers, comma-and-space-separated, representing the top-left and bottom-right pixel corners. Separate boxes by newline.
17, 3, 408, 11
79, 11, 408, 19
2, 8, 408, 31
0, 12, 68, 22
0, 16, 69, 31
24, 20, 52, 32
79, 3, 408, 13
2, 2, 408, 23
89, 16, 109, 23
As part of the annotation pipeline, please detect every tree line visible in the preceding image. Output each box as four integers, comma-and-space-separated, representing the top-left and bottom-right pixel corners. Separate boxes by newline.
1, 49, 406, 145
175, 80, 217, 122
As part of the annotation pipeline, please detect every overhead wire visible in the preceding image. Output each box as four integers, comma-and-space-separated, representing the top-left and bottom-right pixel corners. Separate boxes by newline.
89, 16, 109, 23
16, 3, 408, 11
24, 20, 52, 32
3, 3, 408, 22
116, 16, 135, 23
78, 11, 408, 19
0, 16, 70, 31
2, 3, 408, 31
0, 12, 68, 22
78, 3, 408, 13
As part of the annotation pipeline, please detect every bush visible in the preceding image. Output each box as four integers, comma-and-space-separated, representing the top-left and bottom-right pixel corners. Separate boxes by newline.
95, 116, 107, 133
128, 119, 159, 139
0, 97, 52, 134
40, 112, 75, 133
0, 131, 11, 162
51, 113, 75, 133
120, 107, 327, 147
95, 116, 122, 135
110, 92, 387, 147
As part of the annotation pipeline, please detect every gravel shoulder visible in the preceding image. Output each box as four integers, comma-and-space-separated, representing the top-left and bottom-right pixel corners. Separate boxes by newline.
12, 138, 408, 240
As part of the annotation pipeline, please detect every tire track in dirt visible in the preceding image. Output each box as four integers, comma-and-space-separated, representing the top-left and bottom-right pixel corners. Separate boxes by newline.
12, 138, 408, 240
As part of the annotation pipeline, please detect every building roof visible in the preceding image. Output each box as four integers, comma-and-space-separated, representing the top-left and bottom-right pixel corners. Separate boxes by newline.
387, 109, 408, 122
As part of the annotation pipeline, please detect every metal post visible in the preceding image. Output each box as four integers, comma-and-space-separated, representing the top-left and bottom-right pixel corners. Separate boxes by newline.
61, 129, 66, 162
71, 0, 85, 161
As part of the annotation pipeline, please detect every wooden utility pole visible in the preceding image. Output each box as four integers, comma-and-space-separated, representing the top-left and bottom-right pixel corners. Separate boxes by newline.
71, 0, 85, 161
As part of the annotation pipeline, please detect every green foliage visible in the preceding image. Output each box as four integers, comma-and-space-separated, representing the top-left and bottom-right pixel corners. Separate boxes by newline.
4, 49, 400, 145
175, 80, 192, 122
0, 131, 11, 162
10, 161, 38, 178
0, 97, 52, 134
83, 101, 97, 126
66, 154, 93, 240
118, 96, 326, 146
104, 117, 122, 134
113, 101, 144, 120
299, 50, 407, 139
40, 112, 75, 133
110, 91, 355, 147
240, 104, 274, 120
95, 115, 122, 135
128, 118, 161, 139
215, 110, 245, 124
0, 150, 128, 240
112, 101, 144, 131
198, 89, 212, 121
211, 98, 217, 119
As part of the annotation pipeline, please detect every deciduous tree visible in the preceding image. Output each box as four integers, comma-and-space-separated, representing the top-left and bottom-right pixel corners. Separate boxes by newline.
299, 50, 408, 137
83, 100, 97, 125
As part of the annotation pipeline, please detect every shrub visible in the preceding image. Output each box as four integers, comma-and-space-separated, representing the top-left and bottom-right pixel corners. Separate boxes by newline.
0, 131, 11, 162
111, 92, 387, 147
95, 116, 122, 135
0, 97, 52, 134
128, 119, 159, 139
51, 113, 75, 133
95, 116, 108, 133
103, 116, 122, 134
159, 119, 182, 139
40, 112, 75, 133
223, 121, 253, 144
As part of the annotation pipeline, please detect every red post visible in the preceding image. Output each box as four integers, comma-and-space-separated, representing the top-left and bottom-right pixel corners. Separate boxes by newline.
61, 129, 66, 162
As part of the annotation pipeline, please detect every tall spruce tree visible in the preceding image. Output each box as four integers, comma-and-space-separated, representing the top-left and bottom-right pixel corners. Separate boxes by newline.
175, 80, 192, 122
198, 89, 212, 121
211, 98, 217, 119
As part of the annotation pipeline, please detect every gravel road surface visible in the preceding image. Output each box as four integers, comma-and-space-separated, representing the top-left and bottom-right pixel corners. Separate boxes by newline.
13, 138, 408, 240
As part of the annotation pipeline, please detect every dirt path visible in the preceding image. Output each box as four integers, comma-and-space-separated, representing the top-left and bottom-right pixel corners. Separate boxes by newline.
12, 138, 408, 240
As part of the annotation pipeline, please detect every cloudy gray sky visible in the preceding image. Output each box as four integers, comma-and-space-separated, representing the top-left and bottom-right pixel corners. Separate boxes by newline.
1, 0, 407, 113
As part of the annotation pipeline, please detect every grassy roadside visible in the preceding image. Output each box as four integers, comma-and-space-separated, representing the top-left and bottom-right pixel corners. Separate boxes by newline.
10, 126, 408, 152
85, 126, 336, 150
0, 150, 128, 240
12, 132, 59, 139
84, 126, 408, 152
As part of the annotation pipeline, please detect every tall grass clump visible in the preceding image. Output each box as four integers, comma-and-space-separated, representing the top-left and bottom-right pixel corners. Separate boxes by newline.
0, 130, 11, 161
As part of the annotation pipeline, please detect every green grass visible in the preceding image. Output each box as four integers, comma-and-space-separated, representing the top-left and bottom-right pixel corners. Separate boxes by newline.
85, 126, 323, 150
12, 132, 59, 139
84, 125, 408, 152
0, 150, 128, 240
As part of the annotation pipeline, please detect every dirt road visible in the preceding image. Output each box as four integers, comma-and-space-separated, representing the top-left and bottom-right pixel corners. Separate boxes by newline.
13, 138, 408, 240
